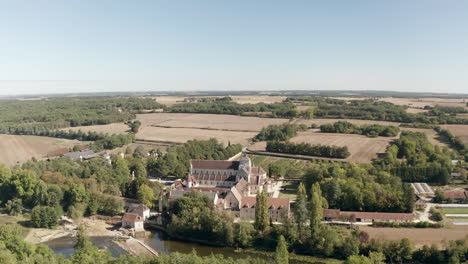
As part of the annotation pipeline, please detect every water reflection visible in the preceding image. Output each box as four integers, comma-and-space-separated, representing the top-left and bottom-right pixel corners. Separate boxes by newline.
45, 231, 315, 264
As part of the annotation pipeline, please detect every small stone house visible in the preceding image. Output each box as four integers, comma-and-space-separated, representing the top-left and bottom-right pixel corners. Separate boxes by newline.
122, 213, 144, 231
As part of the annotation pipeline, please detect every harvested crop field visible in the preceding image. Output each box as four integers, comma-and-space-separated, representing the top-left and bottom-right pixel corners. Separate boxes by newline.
440, 125, 468, 144
290, 132, 395, 163
360, 226, 468, 248
137, 126, 256, 146
136, 113, 289, 132
377, 97, 467, 108
231, 95, 286, 104
405, 108, 430, 114
0, 135, 81, 166
152, 95, 286, 105
61, 123, 130, 135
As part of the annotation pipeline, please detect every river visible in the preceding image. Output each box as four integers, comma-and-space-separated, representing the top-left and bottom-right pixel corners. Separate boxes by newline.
44, 230, 330, 264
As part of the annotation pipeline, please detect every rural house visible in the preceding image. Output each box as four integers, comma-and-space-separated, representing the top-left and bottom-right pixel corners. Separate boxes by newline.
122, 213, 144, 231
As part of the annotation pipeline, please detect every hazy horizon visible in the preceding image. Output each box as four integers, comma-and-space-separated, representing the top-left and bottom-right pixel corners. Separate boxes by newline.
1, 1, 467, 95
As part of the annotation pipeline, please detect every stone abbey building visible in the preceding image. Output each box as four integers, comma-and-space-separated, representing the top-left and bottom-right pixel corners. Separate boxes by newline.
168, 155, 290, 222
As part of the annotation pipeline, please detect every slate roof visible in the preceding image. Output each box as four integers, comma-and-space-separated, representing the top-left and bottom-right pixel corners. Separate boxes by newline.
191, 173, 237, 182
191, 160, 239, 170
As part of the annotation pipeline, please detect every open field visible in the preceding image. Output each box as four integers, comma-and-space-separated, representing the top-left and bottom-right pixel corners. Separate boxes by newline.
360, 226, 468, 248
136, 113, 289, 132
0, 135, 81, 166
61, 123, 130, 135
329, 96, 467, 108
377, 97, 467, 108
440, 125, 468, 144
152, 95, 286, 105
137, 126, 256, 146
405, 108, 430, 114
288, 132, 395, 163
231, 95, 286, 104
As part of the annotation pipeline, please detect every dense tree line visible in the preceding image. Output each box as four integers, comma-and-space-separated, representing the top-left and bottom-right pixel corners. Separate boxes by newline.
288, 96, 468, 124
399, 123, 438, 129
428, 105, 468, 114
0, 97, 165, 133
167, 191, 236, 245
435, 127, 468, 161
300, 162, 415, 213
148, 139, 243, 178
320, 121, 399, 137
266, 141, 350, 159
375, 131, 456, 184
169, 101, 300, 118
254, 123, 307, 142
0, 146, 168, 227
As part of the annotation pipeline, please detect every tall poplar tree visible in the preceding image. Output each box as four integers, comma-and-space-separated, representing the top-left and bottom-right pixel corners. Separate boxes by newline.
254, 189, 269, 232
275, 235, 289, 264
294, 183, 308, 241
309, 183, 323, 237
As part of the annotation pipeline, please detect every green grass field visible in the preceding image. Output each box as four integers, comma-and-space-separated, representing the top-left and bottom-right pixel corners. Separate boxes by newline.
440, 208, 468, 214
249, 154, 310, 177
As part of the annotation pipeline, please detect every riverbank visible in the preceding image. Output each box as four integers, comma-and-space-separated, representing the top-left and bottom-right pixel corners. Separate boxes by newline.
144, 225, 342, 264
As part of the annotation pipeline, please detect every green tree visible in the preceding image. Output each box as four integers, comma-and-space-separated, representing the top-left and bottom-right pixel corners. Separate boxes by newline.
402, 183, 415, 213
369, 251, 386, 264
344, 255, 372, 264
309, 183, 323, 237
5, 199, 23, 216
31, 206, 59, 228
294, 183, 308, 241
275, 235, 289, 264
112, 156, 130, 186
133, 146, 146, 159
71, 225, 111, 264
254, 189, 269, 232
136, 184, 154, 208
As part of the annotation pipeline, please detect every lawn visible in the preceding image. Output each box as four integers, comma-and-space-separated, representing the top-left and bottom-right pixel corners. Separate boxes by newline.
440, 208, 468, 214
279, 181, 299, 201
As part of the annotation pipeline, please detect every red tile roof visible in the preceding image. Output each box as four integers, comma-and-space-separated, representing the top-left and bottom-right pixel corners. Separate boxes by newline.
443, 190, 467, 199
340, 211, 413, 221
122, 213, 143, 223
323, 209, 340, 218
251, 167, 266, 176
241, 197, 289, 210
191, 160, 239, 170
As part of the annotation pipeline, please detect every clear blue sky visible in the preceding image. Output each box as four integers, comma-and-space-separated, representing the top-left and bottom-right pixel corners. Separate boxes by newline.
0, 0, 467, 95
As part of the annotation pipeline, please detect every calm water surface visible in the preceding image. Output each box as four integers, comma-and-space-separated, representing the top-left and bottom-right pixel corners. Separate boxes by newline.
45, 230, 319, 264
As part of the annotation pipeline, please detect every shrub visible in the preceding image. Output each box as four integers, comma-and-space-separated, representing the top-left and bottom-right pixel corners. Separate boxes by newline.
31, 206, 59, 228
